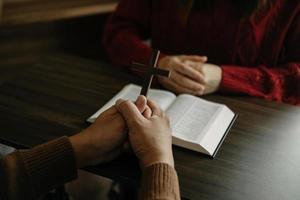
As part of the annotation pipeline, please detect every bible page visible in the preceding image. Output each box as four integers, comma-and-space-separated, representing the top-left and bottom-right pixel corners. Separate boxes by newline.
166, 94, 222, 143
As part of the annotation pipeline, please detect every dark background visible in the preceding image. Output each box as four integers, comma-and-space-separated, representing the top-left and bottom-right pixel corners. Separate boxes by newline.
0, 0, 115, 71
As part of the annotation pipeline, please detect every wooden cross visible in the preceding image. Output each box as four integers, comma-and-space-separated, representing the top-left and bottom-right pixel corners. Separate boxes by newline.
132, 50, 171, 97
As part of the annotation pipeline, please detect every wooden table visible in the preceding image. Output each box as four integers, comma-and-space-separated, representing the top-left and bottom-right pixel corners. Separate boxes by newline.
0, 54, 299, 200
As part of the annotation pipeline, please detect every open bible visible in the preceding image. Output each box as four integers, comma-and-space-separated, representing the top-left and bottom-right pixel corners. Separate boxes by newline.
87, 84, 236, 157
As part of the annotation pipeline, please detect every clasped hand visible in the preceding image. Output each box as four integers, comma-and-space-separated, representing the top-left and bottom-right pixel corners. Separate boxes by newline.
70, 96, 173, 169
158, 55, 222, 95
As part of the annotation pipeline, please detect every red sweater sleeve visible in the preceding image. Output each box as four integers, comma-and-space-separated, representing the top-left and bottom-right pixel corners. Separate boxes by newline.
219, 13, 300, 105
103, 0, 152, 69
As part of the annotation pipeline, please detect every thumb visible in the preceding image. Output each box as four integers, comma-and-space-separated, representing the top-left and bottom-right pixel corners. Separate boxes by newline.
115, 99, 144, 124
135, 95, 147, 113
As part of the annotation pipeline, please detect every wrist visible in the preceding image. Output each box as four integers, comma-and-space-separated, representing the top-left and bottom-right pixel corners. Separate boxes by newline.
212, 65, 222, 92
140, 150, 174, 170
203, 64, 222, 94
69, 132, 99, 168
70, 133, 87, 168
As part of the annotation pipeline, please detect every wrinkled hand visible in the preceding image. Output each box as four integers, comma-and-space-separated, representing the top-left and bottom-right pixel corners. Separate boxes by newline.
115, 98, 174, 169
158, 55, 207, 95
70, 96, 149, 167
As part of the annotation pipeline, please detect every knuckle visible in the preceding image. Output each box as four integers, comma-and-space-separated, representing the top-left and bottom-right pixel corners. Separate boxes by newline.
121, 100, 131, 108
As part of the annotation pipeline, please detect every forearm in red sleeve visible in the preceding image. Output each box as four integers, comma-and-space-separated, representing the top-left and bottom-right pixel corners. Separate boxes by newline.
103, 0, 152, 72
219, 63, 300, 105
220, 11, 300, 105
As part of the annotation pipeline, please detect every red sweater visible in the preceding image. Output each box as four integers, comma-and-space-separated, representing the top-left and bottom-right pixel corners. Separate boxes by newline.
103, 0, 300, 105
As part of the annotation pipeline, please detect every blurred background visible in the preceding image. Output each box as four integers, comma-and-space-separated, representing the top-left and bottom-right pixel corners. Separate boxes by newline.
0, 0, 118, 72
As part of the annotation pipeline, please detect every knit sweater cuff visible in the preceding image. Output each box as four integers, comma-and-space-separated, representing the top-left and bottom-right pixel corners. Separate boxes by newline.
19, 136, 78, 198
140, 163, 180, 200
220, 65, 256, 94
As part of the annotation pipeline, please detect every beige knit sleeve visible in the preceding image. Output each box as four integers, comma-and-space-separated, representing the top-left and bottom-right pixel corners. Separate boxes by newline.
140, 163, 180, 200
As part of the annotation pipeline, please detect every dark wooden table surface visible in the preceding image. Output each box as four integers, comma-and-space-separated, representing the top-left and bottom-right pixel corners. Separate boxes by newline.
0, 54, 300, 200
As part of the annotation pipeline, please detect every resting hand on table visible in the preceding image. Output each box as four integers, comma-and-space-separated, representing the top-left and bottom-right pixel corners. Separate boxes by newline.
158, 55, 222, 95
70, 96, 150, 167
115, 98, 174, 169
